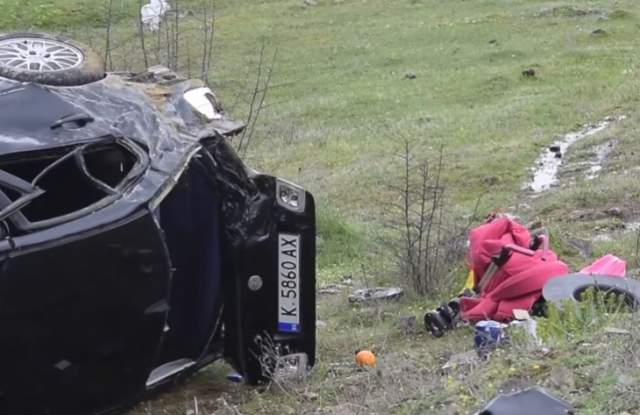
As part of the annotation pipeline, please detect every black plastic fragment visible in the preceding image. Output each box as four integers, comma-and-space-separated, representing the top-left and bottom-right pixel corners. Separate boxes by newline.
348, 287, 403, 303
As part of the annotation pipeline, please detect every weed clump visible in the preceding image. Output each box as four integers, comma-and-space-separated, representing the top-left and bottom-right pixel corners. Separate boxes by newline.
537, 288, 632, 345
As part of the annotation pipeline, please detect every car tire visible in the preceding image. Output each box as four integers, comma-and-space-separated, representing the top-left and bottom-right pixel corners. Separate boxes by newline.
543, 273, 640, 309
0, 32, 105, 86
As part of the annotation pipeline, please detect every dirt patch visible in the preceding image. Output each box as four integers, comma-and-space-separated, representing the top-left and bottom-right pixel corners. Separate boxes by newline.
535, 6, 608, 19
609, 9, 634, 19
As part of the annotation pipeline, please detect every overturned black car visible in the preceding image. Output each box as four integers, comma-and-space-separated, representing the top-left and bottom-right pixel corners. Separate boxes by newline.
0, 33, 315, 414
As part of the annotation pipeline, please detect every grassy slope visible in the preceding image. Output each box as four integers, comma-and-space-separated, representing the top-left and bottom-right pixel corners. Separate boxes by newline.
0, 0, 137, 29
213, 0, 639, 207
211, 0, 640, 280
3, 0, 640, 413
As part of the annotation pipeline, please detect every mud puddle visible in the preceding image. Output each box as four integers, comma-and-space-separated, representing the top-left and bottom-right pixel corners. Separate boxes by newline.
525, 116, 625, 193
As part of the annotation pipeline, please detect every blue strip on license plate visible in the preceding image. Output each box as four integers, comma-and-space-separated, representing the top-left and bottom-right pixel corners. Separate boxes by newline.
278, 322, 301, 333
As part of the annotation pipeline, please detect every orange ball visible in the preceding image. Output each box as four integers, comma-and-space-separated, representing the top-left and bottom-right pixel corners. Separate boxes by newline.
355, 350, 376, 368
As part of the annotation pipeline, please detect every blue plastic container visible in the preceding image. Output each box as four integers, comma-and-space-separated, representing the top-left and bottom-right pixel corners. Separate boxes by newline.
474, 320, 504, 352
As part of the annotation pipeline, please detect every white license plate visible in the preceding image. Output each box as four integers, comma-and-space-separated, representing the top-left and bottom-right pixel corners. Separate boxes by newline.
278, 234, 301, 333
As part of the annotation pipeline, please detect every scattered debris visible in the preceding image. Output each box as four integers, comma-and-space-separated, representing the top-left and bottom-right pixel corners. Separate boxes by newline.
348, 287, 404, 303
303, 0, 318, 6
355, 350, 377, 368
424, 298, 460, 337
591, 28, 608, 36
270, 353, 310, 383
424, 299, 460, 338
475, 386, 574, 415
316, 320, 328, 328
404, 71, 417, 80
581, 254, 627, 276
474, 320, 505, 354
522, 68, 536, 78
489, 39, 498, 44
509, 317, 542, 347
512, 309, 530, 320
318, 284, 345, 295
525, 116, 625, 193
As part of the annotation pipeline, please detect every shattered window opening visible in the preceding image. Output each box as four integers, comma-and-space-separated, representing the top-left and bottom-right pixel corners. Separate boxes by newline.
21, 155, 108, 221
0, 137, 146, 233
83, 141, 136, 188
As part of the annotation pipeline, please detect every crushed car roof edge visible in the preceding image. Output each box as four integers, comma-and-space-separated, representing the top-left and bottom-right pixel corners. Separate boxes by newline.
0, 68, 247, 246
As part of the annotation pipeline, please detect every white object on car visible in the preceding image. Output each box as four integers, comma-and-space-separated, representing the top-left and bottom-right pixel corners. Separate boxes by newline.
183, 87, 223, 121
141, 0, 171, 31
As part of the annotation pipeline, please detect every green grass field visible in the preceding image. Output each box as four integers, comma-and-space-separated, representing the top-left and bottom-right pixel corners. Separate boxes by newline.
3, 0, 640, 413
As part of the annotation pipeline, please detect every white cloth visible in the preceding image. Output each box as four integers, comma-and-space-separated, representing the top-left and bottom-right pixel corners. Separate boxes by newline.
141, 0, 171, 31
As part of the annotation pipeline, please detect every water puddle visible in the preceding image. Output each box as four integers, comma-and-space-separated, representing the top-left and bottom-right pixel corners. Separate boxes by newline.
586, 139, 618, 180
626, 221, 640, 232
525, 116, 625, 193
